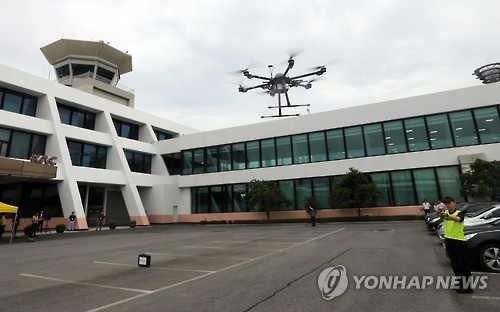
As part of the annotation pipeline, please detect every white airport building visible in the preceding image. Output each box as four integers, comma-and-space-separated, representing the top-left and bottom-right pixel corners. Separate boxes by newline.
1, 39, 499, 230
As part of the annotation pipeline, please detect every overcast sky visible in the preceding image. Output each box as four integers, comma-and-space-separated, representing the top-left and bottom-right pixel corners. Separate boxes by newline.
1, 1, 499, 131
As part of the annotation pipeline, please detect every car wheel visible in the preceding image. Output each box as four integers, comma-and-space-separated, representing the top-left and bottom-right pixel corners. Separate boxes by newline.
479, 244, 500, 273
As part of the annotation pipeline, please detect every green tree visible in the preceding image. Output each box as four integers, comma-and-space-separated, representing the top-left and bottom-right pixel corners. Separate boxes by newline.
245, 179, 291, 220
461, 159, 500, 201
329, 168, 381, 216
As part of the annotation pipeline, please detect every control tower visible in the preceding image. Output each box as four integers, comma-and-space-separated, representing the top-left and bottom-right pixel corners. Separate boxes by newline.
41, 38, 134, 107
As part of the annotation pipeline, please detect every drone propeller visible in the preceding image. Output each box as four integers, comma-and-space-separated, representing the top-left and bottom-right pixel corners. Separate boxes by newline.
306, 58, 341, 71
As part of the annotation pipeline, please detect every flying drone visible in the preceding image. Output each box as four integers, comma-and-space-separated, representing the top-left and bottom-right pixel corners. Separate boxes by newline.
237, 55, 327, 118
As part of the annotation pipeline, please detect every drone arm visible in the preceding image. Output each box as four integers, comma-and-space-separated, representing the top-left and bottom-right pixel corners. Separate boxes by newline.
244, 73, 271, 81
239, 83, 269, 92
289, 68, 326, 80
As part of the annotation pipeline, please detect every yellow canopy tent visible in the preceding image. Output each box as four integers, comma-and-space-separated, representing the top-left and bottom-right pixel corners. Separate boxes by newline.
0, 202, 19, 244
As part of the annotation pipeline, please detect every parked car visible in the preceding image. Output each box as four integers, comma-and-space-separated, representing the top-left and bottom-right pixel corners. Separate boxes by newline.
436, 202, 499, 238
464, 203, 500, 227
464, 219, 500, 273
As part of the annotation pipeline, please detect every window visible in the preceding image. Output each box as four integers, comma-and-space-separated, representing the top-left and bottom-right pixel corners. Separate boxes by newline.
154, 129, 174, 141
206, 147, 218, 173
412, 168, 439, 203
193, 148, 205, 174
113, 119, 139, 140
232, 143, 246, 170
276, 137, 292, 166
261, 138, 276, 167
363, 124, 385, 156
370, 172, 392, 206
473, 106, 500, 144
312, 177, 330, 209
345, 126, 365, 158
0, 128, 46, 160
426, 114, 453, 149
125, 150, 152, 174
67, 140, 107, 169
404, 117, 430, 152
182, 150, 193, 175
163, 153, 181, 175
309, 132, 327, 162
246, 140, 260, 169
391, 170, 415, 205
449, 110, 478, 146
219, 145, 231, 171
233, 184, 247, 212
292, 134, 309, 164
326, 129, 345, 160
296, 178, 312, 210
0, 88, 37, 117
436, 167, 464, 202
58, 104, 96, 130
278, 180, 295, 211
383, 121, 407, 154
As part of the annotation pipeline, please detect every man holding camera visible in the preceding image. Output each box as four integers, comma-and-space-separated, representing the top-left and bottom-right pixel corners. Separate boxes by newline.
437, 195, 472, 294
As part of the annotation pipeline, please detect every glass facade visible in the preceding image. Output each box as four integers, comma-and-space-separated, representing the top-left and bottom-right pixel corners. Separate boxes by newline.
178, 105, 500, 176
154, 129, 174, 141
190, 165, 464, 213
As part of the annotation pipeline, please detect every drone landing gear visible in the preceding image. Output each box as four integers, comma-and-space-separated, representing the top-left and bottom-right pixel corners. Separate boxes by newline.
261, 92, 310, 118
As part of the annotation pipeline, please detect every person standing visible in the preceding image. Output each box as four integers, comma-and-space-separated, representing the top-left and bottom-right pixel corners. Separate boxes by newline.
69, 211, 76, 231
422, 199, 431, 216
0, 214, 6, 238
307, 206, 317, 227
31, 213, 39, 238
437, 196, 473, 293
37, 211, 44, 233
12, 213, 20, 237
97, 211, 105, 231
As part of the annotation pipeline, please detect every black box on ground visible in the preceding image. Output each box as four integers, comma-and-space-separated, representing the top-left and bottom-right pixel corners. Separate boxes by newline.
138, 254, 151, 267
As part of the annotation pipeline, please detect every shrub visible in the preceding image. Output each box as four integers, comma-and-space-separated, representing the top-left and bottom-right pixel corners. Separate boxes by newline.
108, 221, 117, 229
55, 224, 66, 233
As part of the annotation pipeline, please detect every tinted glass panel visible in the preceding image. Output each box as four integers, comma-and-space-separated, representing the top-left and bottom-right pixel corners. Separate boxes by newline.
384, 121, 407, 154
219, 145, 231, 171
246, 141, 260, 169
474, 106, 500, 144
3, 92, 22, 113
261, 138, 276, 167
181, 150, 193, 175
449, 110, 478, 146
22, 97, 37, 116
345, 126, 365, 158
404, 117, 430, 151
31, 135, 46, 155
67, 141, 83, 166
210, 186, 223, 213
363, 123, 385, 156
292, 134, 309, 164
71, 111, 86, 128
232, 143, 246, 170
96, 146, 107, 169
278, 180, 295, 211
233, 184, 247, 212
296, 179, 312, 210
312, 177, 330, 209
9, 132, 30, 159
197, 187, 209, 213
82, 144, 97, 167
436, 167, 464, 202
58, 106, 71, 124
426, 114, 453, 149
309, 132, 327, 162
391, 170, 415, 205
326, 129, 345, 160
193, 148, 205, 174
276, 137, 292, 166
206, 147, 218, 173
413, 168, 439, 204
370, 172, 392, 206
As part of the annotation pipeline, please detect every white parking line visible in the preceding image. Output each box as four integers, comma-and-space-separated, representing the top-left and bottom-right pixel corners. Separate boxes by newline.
212, 240, 297, 245
472, 295, 500, 301
147, 252, 254, 261
20, 273, 152, 294
182, 245, 227, 249
94, 261, 215, 273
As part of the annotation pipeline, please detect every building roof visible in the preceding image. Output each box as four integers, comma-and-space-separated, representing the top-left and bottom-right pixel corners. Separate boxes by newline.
40, 38, 132, 74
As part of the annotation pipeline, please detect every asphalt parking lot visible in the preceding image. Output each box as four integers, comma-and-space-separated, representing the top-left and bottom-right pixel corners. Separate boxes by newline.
1, 221, 499, 312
